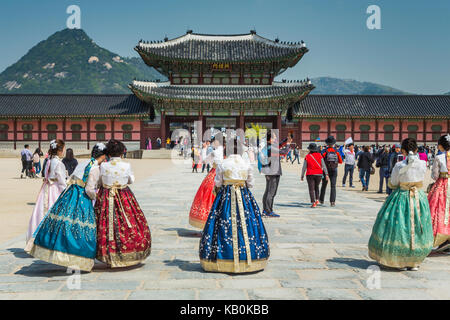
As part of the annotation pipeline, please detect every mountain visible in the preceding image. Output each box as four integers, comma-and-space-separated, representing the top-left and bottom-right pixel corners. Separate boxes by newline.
445, 91, 450, 95
310, 77, 409, 95
0, 29, 162, 94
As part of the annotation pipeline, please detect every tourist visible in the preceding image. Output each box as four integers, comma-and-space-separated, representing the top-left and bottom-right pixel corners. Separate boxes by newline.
20, 144, 33, 178
146, 137, 152, 150
258, 130, 282, 217
156, 137, 162, 148
32, 148, 43, 177
376, 145, 390, 194
301, 143, 328, 208
201, 143, 210, 173
188, 138, 223, 229
368, 138, 434, 271
286, 145, 293, 163
30, 143, 107, 272
95, 139, 151, 267
387, 143, 403, 194
191, 146, 200, 173
342, 143, 356, 188
25, 140, 67, 252
357, 146, 374, 191
291, 145, 300, 164
319, 136, 342, 207
62, 148, 78, 176
427, 134, 450, 252
418, 146, 428, 164
199, 152, 269, 273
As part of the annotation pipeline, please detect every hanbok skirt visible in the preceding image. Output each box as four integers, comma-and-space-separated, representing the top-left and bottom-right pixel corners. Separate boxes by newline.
30, 184, 97, 272
95, 185, 151, 268
368, 186, 434, 268
199, 184, 270, 273
189, 168, 216, 229
428, 176, 450, 247
25, 180, 64, 252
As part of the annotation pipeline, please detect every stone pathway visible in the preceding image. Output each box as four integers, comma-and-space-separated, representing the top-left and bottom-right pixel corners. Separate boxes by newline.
1, 161, 449, 300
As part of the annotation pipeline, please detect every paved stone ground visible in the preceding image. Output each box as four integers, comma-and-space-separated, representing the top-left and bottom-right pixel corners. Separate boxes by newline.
1, 161, 449, 300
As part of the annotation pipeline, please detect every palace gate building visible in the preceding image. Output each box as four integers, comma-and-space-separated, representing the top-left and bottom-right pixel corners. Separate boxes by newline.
0, 31, 449, 152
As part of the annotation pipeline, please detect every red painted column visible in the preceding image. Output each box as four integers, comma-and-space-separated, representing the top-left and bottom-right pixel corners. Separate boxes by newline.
298, 118, 303, 148
87, 118, 91, 150
160, 111, 166, 148
62, 117, 66, 142
399, 119, 403, 142
238, 112, 245, 131
375, 119, 379, 145
13, 118, 17, 150
423, 119, 426, 145
111, 118, 115, 140
327, 119, 331, 137
276, 112, 282, 130
38, 118, 42, 149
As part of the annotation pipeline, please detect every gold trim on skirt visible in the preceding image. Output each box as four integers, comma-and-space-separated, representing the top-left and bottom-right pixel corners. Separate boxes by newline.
200, 258, 267, 274
189, 217, 206, 230
30, 244, 94, 272
368, 250, 423, 269
97, 247, 151, 268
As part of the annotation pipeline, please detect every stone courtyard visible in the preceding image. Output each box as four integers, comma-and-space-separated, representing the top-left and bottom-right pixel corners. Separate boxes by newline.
0, 161, 449, 300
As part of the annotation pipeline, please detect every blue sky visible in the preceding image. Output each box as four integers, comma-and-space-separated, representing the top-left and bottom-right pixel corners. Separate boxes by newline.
0, 0, 449, 94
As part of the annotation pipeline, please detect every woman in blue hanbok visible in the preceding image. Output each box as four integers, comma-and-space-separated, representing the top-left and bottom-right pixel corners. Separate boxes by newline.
30, 143, 107, 272
199, 153, 270, 273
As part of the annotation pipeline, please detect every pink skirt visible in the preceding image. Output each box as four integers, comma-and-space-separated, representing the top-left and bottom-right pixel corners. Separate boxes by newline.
25, 180, 64, 252
428, 177, 450, 247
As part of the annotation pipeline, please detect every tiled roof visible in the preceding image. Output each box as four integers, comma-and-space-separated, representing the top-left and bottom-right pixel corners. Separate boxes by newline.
136, 32, 308, 62
129, 80, 314, 101
293, 95, 450, 118
0, 94, 149, 117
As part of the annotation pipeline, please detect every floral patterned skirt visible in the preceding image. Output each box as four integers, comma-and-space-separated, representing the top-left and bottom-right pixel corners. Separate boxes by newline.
95, 186, 151, 268
199, 185, 270, 273
188, 168, 216, 229
428, 177, 450, 247
368, 188, 434, 268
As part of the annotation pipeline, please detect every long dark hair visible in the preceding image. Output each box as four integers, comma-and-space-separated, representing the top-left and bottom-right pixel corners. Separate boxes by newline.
64, 148, 75, 161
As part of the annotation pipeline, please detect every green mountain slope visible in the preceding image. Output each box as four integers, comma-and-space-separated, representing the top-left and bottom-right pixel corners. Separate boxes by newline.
310, 77, 409, 95
0, 28, 161, 94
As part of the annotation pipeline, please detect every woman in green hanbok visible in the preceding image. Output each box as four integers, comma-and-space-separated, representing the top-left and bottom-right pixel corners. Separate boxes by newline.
368, 138, 434, 270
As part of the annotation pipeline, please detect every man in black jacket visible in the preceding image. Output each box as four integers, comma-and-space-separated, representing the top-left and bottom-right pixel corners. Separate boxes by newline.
357, 146, 374, 191
376, 145, 390, 194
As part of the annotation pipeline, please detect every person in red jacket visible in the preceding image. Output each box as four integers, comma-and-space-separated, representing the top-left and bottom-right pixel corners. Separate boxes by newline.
301, 143, 329, 208
319, 136, 343, 207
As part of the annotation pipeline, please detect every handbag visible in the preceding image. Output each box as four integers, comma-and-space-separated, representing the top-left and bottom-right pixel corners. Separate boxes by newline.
370, 166, 376, 175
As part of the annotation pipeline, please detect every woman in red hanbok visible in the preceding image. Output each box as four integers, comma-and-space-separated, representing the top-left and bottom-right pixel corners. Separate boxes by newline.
188, 139, 223, 229
428, 134, 450, 252
95, 139, 151, 267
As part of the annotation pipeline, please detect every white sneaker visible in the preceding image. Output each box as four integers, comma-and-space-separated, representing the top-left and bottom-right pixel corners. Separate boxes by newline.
408, 267, 419, 271
398, 267, 407, 271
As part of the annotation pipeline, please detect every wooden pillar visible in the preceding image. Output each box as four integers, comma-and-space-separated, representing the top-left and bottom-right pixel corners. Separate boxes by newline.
327, 119, 331, 137
198, 112, 204, 145
160, 110, 166, 148
13, 118, 17, 150
62, 117, 66, 142
351, 119, 355, 140
38, 118, 42, 149
399, 119, 403, 142
422, 119, 426, 145
375, 119, 379, 145
111, 118, 115, 140
298, 118, 303, 149
238, 112, 245, 131
276, 111, 282, 130
87, 118, 91, 150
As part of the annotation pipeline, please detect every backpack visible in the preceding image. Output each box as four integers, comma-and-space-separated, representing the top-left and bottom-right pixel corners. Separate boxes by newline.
324, 149, 339, 169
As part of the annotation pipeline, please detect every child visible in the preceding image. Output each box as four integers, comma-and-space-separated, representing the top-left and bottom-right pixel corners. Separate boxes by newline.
427, 134, 450, 252
200, 152, 270, 273
25, 140, 67, 253
301, 143, 328, 208
368, 138, 434, 270
30, 143, 107, 271
95, 139, 151, 267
